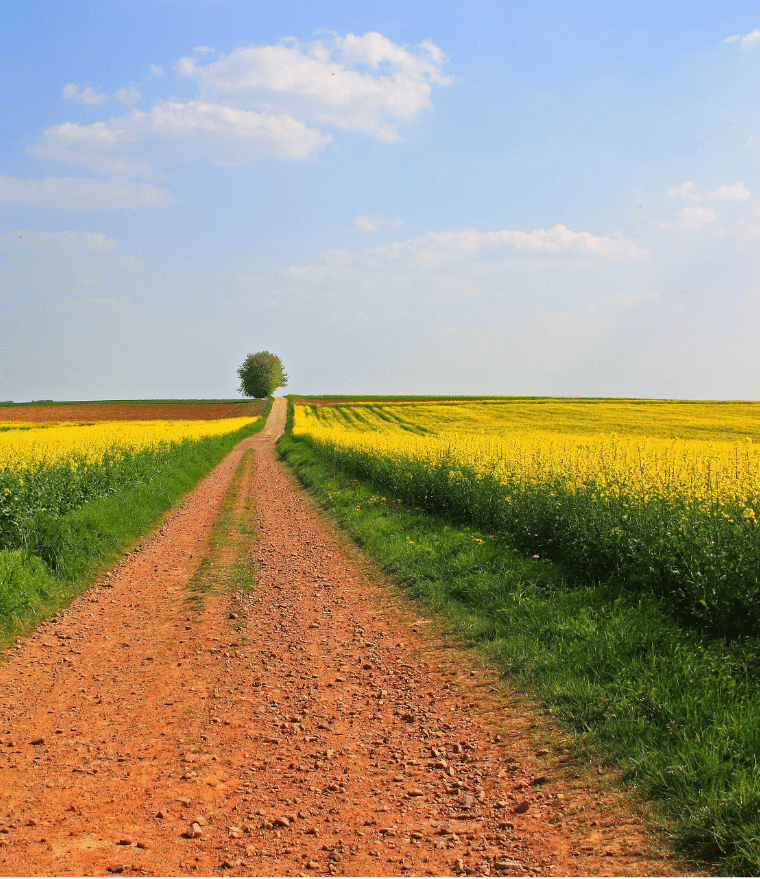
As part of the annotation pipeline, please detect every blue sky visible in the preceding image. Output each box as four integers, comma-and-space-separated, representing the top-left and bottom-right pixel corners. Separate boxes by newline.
2, 1, 760, 399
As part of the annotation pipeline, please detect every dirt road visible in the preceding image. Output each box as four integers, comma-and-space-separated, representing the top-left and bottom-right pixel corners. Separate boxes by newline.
0, 398, 680, 876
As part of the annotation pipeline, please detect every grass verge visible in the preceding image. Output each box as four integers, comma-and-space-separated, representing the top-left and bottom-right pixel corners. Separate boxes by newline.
278, 429, 760, 876
0, 398, 272, 645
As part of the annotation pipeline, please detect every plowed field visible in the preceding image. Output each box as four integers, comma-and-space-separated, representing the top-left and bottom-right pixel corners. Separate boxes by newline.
0, 402, 265, 424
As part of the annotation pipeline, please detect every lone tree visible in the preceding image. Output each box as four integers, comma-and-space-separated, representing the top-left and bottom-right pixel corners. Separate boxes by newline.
237, 351, 288, 398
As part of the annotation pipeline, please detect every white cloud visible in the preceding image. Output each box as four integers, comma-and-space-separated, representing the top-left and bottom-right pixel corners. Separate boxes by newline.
150, 64, 165, 77
32, 101, 333, 175
680, 206, 718, 228
176, 32, 452, 143
62, 83, 108, 105
353, 214, 404, 231
0, 174, 175, 210
35, 32, 450, 179
725, 28, 760, 47
666, 180, 751, 202
705, 182, 752, 201
290, 225, 646, 284
365, 225, 647, 263
116, 86, 142, 105
666, 181, 699, 199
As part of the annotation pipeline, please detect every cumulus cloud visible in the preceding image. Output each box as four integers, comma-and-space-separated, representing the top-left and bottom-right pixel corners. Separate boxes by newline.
705, 182, 752, 201
0, 174, 175, 210
176, 32, 452, 143
36, 33, 450, 180
353, 214, 404, 231
115, 86, 142, 105
62, 83, 108, 105
666, 181, 699, 199
680, 206, 718, 228
290, 225, 646, 284
359, 225, 646, 264
725, 28, 760, 47
666, 180, 751, 201
31, 102, 332, 175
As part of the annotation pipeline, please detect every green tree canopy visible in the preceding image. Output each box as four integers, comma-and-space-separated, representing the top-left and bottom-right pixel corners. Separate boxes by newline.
237, 351, 288, 398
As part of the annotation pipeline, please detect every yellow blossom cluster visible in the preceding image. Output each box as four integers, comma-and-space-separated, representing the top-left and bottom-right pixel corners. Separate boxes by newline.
0, 418, 257, 472
294, 400, 760, 511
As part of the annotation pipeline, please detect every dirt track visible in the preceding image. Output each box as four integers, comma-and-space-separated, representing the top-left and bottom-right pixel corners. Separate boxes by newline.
0, 398, 682, 877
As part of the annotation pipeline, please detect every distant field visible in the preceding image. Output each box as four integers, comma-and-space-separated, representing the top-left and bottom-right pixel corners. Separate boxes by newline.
0, 400, 266, 423
293, 395, 760, 441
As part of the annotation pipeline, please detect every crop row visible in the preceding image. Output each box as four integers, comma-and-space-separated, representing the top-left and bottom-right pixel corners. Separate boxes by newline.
294, 403, 760, 639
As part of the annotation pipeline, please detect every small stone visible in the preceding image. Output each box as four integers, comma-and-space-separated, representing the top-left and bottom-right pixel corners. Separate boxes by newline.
459, 794, 475, 809
221, 860, 234, 869
26, 819, 38, 827
136, 842, 149, 850
514, 800, 530, 814
156, 809, 169, 819
407, 789, 424, 797
193, 816, 207, 826
410, 831, 424, 840
186, 823, 204, 839
536, 748, 550, 756
531, 774, 551, 785
107, 866, 125, 874
274, 816, 290, 828
495, 860, 523, 869
307, 862, 320, 870
30, 738, 45, 746
454, 858, 465, 871
117, 838, 132, 846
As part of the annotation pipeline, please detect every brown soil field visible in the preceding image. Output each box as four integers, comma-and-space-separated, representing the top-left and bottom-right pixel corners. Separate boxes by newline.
0, 402, 266, 424
0, 399, 696, 877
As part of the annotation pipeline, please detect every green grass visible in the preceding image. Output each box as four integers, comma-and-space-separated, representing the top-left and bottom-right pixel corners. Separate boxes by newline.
278, 426, 760, 876
0, 398, 273, 643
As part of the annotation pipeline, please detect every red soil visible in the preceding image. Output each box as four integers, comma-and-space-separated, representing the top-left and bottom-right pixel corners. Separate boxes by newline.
0, 402, 266, 424
0, 399, 691, 876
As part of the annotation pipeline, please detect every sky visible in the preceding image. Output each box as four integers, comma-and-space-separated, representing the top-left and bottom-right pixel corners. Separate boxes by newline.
2, 1, 760, 400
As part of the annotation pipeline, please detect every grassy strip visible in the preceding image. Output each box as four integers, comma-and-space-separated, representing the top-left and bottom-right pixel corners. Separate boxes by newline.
278, 428, 760, 875
0, 398, 273, 642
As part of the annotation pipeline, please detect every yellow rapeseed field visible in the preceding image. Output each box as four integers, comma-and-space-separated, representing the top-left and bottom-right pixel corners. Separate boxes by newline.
0, 418, 258, 472
294, 400, 760, 512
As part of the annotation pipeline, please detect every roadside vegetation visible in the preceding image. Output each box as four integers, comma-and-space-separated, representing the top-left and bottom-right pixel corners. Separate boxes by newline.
0, 399, 272, 643
279, 395, 760, 874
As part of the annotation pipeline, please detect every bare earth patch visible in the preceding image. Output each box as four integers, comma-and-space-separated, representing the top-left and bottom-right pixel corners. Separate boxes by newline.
0, 399, 694, 876
0, 401, 264, 423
